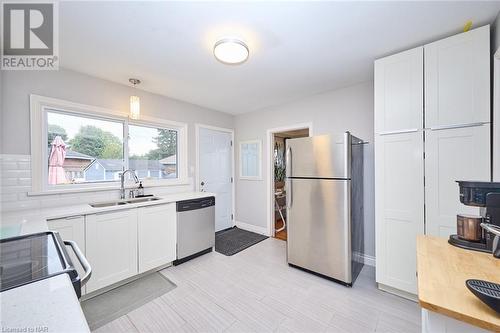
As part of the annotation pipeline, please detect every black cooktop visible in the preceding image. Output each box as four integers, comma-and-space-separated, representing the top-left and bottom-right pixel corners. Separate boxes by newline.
0, 232, 78, 293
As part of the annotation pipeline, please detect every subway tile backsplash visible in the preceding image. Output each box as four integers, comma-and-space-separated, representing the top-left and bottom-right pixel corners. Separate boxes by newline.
0, 154, 195, 212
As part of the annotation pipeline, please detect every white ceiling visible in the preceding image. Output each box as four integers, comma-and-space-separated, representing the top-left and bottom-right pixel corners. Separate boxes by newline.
60, 1, 500, 115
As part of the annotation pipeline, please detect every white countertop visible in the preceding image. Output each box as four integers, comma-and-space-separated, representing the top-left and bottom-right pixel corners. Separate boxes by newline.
1, 191, 215, 238
0, 274, 91, 333
0, 191, 215, 333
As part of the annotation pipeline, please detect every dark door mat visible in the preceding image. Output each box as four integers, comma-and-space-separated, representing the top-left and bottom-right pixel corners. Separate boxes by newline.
81, 272, 176, 330
215, 227, 268, 256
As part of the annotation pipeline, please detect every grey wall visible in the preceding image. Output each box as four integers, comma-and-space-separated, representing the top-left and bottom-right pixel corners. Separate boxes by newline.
1, 68, 234, 178
234, 81, 375, 257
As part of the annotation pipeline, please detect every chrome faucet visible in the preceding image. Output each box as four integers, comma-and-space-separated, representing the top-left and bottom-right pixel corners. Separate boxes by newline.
120, 169, 139, 199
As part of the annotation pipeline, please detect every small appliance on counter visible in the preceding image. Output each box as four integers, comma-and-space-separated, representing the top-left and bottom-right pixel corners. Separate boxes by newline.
0, 231, 91, 298
449, 181, 500, 258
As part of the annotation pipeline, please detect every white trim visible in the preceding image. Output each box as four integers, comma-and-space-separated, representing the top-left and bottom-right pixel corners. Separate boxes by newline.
235, 220, 269, 236
239, 139, 263, 180
266, 122, 313, 237
378, 283, 418, 302
30, 94, 188, 194
353, 252, 376, 267
494, 49, 500, 181
195, 123, 235, 228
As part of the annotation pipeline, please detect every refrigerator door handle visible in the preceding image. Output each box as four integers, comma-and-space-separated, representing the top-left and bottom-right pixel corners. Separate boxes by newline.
286, 147, 292, 208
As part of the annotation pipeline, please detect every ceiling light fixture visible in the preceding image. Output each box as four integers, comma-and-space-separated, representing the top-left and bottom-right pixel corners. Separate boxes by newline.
213, 38, 249, 65
129, 78, 141, 120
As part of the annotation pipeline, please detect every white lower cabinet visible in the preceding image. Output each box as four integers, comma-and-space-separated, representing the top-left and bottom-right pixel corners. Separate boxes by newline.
49, 203, 179, 294
138, 203, 176, 273
85, 209, 138, 293
375, 131, 424, 295
47, 216, 87, 295
425, 124, 491, 238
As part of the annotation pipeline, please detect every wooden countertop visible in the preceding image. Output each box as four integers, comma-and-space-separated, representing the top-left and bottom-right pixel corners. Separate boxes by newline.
417, 235, 500, 331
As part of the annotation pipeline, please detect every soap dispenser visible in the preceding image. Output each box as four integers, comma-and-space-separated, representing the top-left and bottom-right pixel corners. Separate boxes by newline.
137, 181, 144, 197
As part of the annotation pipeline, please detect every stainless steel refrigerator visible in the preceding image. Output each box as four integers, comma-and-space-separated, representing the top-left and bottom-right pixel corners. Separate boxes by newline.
285, 132, 364, 286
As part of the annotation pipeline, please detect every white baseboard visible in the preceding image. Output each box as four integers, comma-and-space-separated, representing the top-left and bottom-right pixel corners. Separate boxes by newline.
378, 283, 418, 302
235, 220, 269, 236
353, 251, 376, 267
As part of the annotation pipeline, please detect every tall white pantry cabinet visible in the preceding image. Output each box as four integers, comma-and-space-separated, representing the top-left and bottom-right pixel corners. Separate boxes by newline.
375, 25, 491, 297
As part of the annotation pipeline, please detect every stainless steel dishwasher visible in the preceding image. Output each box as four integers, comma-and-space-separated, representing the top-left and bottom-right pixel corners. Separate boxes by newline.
174, 196, 215, 265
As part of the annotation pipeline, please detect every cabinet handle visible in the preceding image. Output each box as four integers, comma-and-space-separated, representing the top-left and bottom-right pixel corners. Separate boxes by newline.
427, 122, 489, 131
377, 128, 419, 136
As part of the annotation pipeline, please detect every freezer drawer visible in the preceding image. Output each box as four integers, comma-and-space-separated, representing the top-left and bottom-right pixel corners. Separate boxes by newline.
287, 178, 352, 283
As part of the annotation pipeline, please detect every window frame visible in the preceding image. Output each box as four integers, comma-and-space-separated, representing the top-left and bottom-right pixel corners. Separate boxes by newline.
239, 139, 262, 181
30, 94, 188, 195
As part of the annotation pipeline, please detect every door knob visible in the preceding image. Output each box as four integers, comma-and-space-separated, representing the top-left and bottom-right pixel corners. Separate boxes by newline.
201, 181, 205, 186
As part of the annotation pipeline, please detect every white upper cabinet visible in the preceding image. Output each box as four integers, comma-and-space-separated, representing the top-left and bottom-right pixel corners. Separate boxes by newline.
374, 47, 423, 134
425, 124, 491, 238
425, 25, 490, 128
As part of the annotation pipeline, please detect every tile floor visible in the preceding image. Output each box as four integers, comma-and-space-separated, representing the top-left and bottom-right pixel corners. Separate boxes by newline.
94, 238, 421, 333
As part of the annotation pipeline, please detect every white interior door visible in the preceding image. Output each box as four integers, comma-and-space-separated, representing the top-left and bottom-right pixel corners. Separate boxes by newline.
198, 127, 233, 232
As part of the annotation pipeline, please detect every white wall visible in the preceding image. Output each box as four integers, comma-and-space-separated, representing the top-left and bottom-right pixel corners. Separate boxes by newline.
234, 81, 375, 257
0, 68, 233, 211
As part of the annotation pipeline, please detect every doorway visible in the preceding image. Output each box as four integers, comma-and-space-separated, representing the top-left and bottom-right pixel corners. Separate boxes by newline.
196, 124, 235, 232
267, 124, 312, 240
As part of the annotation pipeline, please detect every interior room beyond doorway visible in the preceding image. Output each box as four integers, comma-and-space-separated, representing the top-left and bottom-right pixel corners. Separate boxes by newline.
272, 128, 309, 241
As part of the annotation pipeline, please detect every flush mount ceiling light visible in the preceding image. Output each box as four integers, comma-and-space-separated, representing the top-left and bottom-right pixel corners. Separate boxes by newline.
213, 38, 249, 65
129, 78, 141, 120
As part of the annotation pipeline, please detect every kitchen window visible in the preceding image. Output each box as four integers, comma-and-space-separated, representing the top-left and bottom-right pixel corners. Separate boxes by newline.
30, 95, 188, 194
47, 111, 125, 185
128, 125, 178, 180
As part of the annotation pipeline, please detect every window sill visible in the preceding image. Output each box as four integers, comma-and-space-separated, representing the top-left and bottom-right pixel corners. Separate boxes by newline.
27, 179, 191, 196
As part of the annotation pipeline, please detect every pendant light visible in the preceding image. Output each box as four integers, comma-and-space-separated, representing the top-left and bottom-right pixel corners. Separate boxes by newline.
129, 78, 141, 119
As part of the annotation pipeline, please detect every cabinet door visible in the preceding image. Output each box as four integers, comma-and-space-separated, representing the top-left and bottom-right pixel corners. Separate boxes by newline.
374, 47, 423, 134
375, 131, 424, 294
138, 204, 176, 273
425, 124, 491, 238
85, 209, 138, 293
47, 216, 87, 295
425, 25, 490, 127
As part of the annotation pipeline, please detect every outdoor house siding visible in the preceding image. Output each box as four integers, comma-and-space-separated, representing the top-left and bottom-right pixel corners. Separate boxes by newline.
84, 161, 106, 181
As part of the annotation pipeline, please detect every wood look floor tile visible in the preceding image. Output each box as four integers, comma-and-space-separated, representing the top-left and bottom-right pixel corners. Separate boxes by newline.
92, 238, 420, 333
93, 315, 138, 333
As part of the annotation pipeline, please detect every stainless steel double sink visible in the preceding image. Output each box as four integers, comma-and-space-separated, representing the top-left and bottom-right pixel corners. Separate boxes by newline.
89, 196, 161, 208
